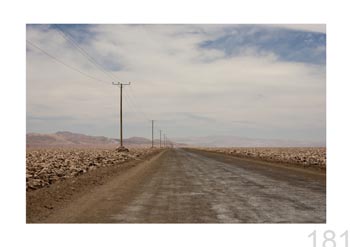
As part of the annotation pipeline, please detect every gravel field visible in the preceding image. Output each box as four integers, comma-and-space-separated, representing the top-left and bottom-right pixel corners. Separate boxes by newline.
198, 147, 326, 169
26, 148, 160, 190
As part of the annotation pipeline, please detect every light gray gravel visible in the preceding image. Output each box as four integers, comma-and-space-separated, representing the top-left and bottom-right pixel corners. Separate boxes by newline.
111, 148, 326, 223
199, 147, 326, 168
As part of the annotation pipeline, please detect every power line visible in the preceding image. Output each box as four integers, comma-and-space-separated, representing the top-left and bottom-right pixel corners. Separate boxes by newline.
53, 25, 157, 126
26, 40, 108, 83
125, 87, 153, 120
124, 89, 151, 121
123, 89, 152, 125
52, 25, 160, 130
123, 89, 141, 114
124, 90, 161, 147
52, 24, 119, 82
29, 29, 164, 143
122, 90, 138, 114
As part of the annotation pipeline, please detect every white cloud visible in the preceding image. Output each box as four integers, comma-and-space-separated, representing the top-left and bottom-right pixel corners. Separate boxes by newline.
26, 24, 326, 142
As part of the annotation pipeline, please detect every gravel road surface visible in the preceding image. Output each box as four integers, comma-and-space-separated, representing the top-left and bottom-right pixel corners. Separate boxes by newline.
40, 148, 326, 223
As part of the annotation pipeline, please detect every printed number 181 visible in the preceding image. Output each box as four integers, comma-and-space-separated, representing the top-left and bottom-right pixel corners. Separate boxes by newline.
308, 230, 348, 247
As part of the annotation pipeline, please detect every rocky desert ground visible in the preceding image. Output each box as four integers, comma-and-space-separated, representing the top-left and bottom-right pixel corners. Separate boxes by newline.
198, 147, 326, 169
26, 147, 160, 191
27, 146, 326, 191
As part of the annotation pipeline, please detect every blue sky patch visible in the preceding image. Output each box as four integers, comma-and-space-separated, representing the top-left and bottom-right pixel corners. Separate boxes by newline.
200, 25, 326, 64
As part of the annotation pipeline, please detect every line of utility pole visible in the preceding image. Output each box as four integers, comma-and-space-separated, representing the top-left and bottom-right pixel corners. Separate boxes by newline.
112, 81, 130, 152
112, 84, 171, 151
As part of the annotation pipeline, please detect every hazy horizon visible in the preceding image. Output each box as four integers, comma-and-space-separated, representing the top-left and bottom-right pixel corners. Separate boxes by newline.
26, 129, 326, 147
27, 24, 326, 144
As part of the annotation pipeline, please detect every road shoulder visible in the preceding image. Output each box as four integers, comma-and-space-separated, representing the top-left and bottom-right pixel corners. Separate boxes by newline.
26, 149, 165, 223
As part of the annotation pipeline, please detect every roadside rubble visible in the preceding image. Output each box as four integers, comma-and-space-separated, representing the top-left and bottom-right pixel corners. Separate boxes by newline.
26, 148, 159, 191
200, 147, 326, 169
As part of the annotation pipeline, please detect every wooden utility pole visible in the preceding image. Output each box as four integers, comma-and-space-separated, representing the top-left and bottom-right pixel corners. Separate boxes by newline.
159, 130, 162, 148
112, 82, 130, 152
164, 134, 166, 147
151, 120, 154, 148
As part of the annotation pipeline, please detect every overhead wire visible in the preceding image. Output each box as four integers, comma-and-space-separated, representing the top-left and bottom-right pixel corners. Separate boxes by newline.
30, 26, 167, 139
123, 88, 167, 141
52, 24, 118, 83
124, 89, 152, 121
26, 39, 109, 83
53, 25, 157, 126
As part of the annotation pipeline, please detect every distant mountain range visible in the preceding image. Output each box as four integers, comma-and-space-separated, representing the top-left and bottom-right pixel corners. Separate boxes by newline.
26, 131, 153, 148
173, 135, 325, 147
26, 131, 325, 148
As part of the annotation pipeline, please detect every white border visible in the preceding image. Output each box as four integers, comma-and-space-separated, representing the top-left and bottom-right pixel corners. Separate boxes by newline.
1, 0, 350, 247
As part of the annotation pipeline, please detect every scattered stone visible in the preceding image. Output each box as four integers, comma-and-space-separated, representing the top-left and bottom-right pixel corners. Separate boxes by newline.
200, 147, 326, 168
26, 147, 159, 191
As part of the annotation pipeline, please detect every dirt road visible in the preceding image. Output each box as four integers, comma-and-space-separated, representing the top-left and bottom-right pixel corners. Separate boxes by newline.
37, 148, 326, 223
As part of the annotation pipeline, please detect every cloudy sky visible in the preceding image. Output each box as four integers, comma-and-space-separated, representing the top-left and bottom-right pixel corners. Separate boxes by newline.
26, 24, 326, 143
